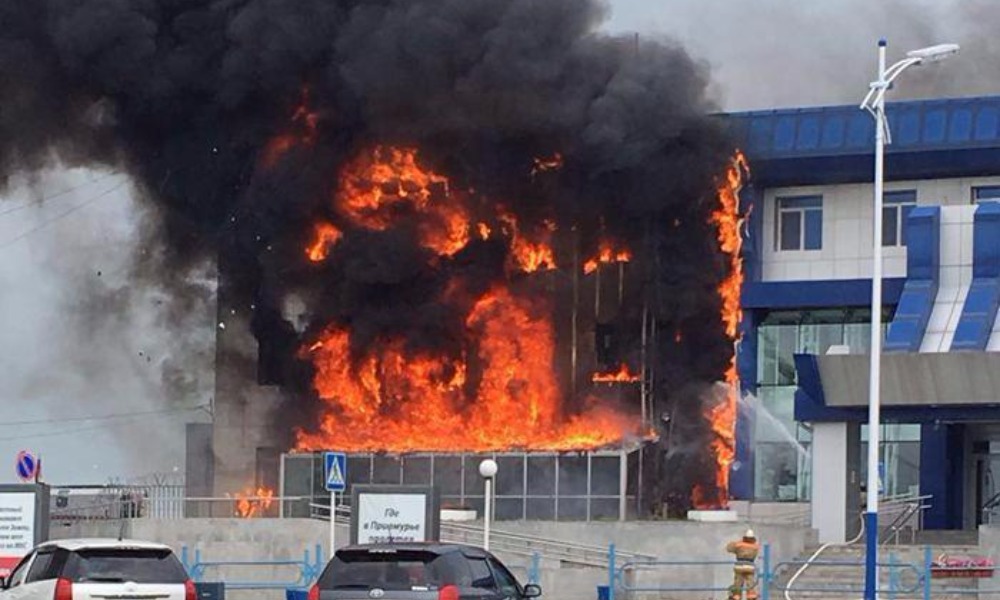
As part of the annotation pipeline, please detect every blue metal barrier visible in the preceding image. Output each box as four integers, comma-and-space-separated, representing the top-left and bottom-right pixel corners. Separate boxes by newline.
181, 545, 325, 591
606, 542, 757, 600
769, 557, 922, 595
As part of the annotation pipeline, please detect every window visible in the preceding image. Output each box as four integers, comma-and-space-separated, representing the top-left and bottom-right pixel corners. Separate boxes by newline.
467, 558, 495, 590
973, 186, 1000, 204
487, 558, 521, 598
26, 550, 56, 583
776, 196, 823, 251
7, 553, 33, 588
63, 549, 188, 584
883, 190, 917, 247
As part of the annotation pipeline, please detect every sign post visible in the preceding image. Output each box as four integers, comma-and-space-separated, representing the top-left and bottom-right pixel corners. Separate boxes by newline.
324, 452, 347, 559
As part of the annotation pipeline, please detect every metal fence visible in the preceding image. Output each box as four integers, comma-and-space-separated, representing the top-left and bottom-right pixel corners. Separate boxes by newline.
281, 448, 643, 522
606, 545, 1000, 600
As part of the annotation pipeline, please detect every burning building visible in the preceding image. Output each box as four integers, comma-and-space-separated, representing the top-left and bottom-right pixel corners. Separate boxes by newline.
0, 0, 744, 515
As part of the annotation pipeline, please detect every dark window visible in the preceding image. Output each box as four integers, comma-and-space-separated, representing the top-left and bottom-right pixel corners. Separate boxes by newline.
779, 211, 801, 251
883, 190, 916, 247
468, 557, 495, 590
63, 549, 188, 584
776, 196, 822, 251
973, 186, 1000, 204
487, 558, 521, 598
26, 551, 55, 583
319, 550, 459, 591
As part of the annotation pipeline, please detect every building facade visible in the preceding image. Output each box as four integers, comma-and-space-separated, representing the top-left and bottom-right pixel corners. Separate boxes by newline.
729, 96, 1000, 539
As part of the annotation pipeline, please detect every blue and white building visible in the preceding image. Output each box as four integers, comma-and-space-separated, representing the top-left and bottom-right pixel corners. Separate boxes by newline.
728, 96, 1000, 541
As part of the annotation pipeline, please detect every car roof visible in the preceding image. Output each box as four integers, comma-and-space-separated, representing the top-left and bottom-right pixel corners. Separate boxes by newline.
36, 538, 174, 552
337, 542, 490, 558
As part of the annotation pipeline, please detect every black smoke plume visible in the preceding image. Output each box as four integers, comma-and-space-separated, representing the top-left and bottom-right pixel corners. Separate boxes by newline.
0, 0, 736, 510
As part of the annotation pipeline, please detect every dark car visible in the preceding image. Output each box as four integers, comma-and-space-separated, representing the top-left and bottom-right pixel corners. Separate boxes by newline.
307, 543, 542, 600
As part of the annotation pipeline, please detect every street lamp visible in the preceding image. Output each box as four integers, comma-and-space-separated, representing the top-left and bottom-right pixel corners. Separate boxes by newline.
859, 39, 958, 600
479, 459, 498, 550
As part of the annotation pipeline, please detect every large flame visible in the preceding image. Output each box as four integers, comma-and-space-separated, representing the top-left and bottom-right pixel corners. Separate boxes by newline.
336, 146, 470, 257
296, 144, 646, 454
297, 286, 641, 452
231, 487, 275, 518
694, 150, 749, 510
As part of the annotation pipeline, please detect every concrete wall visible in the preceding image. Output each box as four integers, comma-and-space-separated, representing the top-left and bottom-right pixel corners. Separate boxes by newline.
760, 175, 1000, 282
52, 518, 816, 600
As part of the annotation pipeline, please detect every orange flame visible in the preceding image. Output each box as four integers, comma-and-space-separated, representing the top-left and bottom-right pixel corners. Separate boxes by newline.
531, 153, 564, 177
592, 364, 641, 384
583, 240, 632, 275
261, 87, 320, 168
477, 222, 491, 240
498, 211, 557, 273
306, 222, 343, 262
231, 487, 275, 518
694, 150, 749, 510
335, 146, 469, 257
296, 287, 641, 452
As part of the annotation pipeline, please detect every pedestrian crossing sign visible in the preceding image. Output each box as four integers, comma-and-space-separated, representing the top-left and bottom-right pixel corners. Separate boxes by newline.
325, 452, 347, 492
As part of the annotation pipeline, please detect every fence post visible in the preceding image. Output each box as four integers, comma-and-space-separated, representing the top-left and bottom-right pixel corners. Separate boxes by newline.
608, 543, 616, 600
887, 552, 897, 600
923, 546, 932, 600
761, 544, 771, 600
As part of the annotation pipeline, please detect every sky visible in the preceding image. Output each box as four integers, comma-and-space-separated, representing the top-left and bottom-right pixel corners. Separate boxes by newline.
1, 0, 998, 487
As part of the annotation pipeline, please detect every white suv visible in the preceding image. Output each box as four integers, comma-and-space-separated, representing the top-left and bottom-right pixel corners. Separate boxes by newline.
0, 539, 194, 600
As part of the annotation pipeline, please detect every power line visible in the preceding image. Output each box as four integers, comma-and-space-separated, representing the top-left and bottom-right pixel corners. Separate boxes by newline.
0, 173, 119, 218
0, 406, 209, 442
0, 404, 208, 427
0, 180, 127, 251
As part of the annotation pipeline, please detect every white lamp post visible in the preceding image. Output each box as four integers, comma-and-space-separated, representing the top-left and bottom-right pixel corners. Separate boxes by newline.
479, 459, 498, 550
859, 39, 958, 600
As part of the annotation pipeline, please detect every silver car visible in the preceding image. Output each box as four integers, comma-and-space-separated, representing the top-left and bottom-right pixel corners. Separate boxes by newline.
309, 543, 542, 600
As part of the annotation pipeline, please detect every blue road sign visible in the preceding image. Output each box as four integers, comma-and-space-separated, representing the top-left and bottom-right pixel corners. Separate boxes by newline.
15, 451, 38, 482
325, 452, 347, 492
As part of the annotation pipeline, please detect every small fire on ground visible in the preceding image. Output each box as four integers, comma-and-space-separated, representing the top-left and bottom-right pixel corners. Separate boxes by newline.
230, 487, 275, 518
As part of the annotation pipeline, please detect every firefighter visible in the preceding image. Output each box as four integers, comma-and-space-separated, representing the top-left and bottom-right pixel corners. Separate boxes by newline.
725, 529, 760, 600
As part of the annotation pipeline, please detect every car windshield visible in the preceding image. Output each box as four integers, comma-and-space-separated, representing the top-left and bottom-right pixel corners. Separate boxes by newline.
319, 550, 463, 591
63, 549, 188, 584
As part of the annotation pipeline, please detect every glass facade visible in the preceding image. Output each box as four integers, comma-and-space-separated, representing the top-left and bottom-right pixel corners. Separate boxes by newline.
752, 309, 918, 501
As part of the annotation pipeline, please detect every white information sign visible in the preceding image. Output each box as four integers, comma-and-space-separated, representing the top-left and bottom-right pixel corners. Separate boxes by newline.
356, 493, 427, 544
0, 493, 35, 576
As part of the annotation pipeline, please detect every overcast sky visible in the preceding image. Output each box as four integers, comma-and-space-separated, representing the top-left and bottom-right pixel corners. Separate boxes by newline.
1, 0, 996, 487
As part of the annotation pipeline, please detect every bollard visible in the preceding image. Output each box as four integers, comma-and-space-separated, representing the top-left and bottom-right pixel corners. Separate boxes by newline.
923, 546, 932, 600
607, 544, 616, 600
760, 544, 771, 600
529, 552, 541, 585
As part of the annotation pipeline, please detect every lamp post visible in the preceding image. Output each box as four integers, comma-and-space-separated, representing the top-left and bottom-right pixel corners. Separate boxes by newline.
859, 39, 958, 600
479, 459, 498, 550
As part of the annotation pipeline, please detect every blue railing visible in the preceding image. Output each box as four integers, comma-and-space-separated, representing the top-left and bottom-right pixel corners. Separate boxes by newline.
605, 543, 1000, 600
181, 545, 325, 590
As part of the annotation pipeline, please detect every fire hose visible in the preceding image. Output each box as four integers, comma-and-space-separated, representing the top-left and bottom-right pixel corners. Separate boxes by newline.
782, 514, 866, 600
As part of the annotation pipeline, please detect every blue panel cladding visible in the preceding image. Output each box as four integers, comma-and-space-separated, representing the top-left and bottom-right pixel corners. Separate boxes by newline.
924, 109, 948, 144
742, 185, 763, 284
885, 207, 941, 352
951, 202, 1000, 350
921, 424, 965, 530
742, 278, 905, 309
949, 108, 972, 142
731, 310, 758, 500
